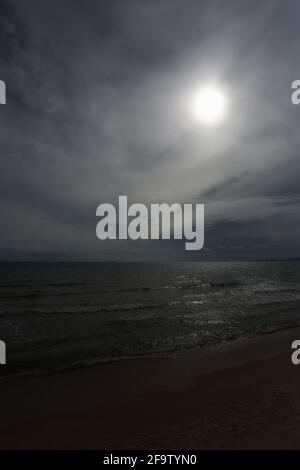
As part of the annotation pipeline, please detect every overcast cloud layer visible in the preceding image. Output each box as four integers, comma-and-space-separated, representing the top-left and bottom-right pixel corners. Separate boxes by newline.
0, 0, 300, 260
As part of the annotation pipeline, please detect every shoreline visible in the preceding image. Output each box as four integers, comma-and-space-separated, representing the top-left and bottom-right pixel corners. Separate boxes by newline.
2, 325, 299, 382
0, 327, 299, 449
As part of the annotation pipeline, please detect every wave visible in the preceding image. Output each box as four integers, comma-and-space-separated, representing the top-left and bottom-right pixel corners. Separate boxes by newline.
209, 281, 240, 288
2, 301, 172, 317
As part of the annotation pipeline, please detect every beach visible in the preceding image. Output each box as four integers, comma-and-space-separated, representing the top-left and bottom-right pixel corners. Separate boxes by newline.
0, 328, 299, 450
2, 0, 300, 458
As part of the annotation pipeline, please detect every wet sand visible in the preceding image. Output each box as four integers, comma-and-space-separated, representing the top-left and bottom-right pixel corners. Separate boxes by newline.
0, 328, 300, 449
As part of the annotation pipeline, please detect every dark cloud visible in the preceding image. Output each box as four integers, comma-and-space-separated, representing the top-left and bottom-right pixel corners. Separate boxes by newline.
0, 0, 299, 260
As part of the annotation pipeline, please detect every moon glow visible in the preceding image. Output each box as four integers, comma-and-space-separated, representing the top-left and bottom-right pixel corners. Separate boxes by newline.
190, 85, 227, 126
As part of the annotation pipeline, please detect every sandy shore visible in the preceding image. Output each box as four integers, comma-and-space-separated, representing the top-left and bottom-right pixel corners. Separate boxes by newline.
0, 328, 300, 449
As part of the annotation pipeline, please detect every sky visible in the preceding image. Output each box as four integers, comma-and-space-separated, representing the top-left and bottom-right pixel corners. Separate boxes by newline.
0, 0, 300, 261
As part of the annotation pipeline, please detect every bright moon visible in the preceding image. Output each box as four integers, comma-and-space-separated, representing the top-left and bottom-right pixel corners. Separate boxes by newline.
190, 86, 227, 126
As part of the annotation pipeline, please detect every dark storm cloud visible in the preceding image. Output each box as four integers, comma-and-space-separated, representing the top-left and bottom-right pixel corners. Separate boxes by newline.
0, 0, 299, 260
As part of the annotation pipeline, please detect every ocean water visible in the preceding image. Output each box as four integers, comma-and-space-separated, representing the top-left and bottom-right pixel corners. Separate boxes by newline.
1, 261, 300, 377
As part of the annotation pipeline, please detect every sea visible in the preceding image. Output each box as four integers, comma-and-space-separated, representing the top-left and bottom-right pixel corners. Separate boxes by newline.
0, 261, 300, 378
